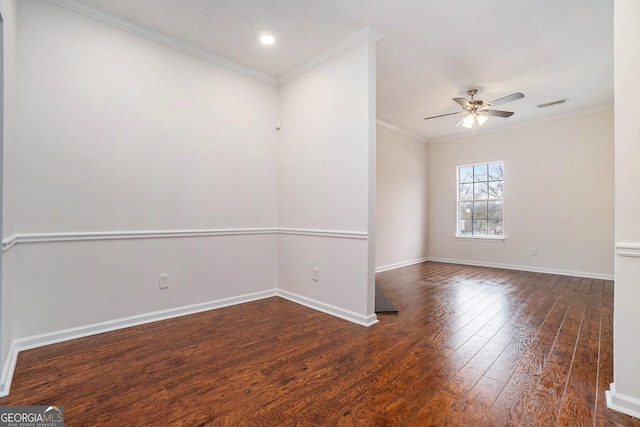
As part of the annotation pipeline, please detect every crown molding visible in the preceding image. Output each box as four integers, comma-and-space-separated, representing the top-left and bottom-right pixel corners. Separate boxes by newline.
376, 120, 427, 142
46, 1, 383, 88
427, 104, 614, 144
46, 0, 279, 86
278, 25, 383, 86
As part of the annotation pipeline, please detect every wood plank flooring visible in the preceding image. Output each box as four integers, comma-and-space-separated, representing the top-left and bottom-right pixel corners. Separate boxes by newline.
1, 262, 638, 426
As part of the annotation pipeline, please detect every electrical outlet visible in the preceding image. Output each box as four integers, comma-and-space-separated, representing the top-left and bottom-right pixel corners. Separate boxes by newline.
532, 247, 538, 256
312, 267, 320, 281
159, 274, 169, 289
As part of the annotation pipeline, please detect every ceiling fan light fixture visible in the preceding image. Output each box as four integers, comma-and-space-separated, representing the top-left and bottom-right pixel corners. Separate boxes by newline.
424, 89, 523, 130
462, 112, 488, 129
462, 114, 476, 128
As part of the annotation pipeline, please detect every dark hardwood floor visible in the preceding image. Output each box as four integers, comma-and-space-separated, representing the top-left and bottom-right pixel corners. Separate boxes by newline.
1, 262, 638, 426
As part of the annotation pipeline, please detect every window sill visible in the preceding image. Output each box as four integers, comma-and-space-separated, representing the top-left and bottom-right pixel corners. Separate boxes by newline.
456, 236, 505, 242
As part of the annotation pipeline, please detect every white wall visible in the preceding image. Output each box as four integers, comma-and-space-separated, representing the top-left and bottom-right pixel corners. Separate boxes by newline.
427, 109, 614, 279
17, 1, 279, 233
277, 37, 377, 324
608, 0, 640, 417
11, 0, 279, 337
0, 0, 14, 237
13, 236, 278, 337
375, 123, 428, 271
0, 0, 17, 387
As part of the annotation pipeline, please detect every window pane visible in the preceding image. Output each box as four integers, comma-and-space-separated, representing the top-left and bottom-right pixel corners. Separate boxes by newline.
474, 164, 488, 182
488, 163, 503, 181
457, 161, 504, 238
459, 166, 474, 184
474, 201, 488, 218
458, 219, 472, 235
459, 202, 473, 219
488, 219, 503, 236
473, 219, 488, 235
459, 183, 473, 200
488, 201, 503, 218
473, 182, 487, 199
488, 181, 503, 198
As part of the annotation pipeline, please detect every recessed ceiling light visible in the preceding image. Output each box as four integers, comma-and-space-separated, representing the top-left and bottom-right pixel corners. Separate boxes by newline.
259, 31, 275, 45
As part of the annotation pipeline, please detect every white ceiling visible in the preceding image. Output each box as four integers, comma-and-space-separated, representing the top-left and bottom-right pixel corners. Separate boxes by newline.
74, 0, 613, 141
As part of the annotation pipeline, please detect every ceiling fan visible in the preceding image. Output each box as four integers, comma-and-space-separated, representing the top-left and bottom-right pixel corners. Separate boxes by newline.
424, 89, 524, 129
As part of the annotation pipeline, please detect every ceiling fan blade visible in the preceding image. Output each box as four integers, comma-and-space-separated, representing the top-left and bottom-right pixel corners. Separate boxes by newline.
453, 97, 471, 109
485, 109, 514, 118
424, 111, 464, 120
483, 92, 524, 107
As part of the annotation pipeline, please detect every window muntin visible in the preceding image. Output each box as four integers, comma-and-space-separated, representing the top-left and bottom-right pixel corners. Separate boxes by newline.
457, 161, 504, 237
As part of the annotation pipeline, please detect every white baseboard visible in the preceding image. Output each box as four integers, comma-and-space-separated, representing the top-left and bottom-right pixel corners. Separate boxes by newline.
606, 383, 640, 418
0, 289, 278, 397
277, 289, 378, 327
427, 257, 614, 281
0, 287, 379, 397
375, 257, 429, 273
0, 341, 18, 398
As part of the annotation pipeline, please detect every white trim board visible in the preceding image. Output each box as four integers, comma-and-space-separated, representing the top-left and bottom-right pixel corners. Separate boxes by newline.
0, 289, 378, 397
2, 227, 368, 253
0, 342, 17, 399
606, 383, 640, 419
277, 289, 378, 327
427, 257, 614, 281
376, 120, 427, 143
278, 228, 367, 240
278, 26, 383, 85
46, 0, 383, 89
1, 228, 278, 250
46, 0, 278, 85
616, 242, 640, 258
427, 104, 614, 144
375, 257, 429, 273
0, 289, 277, 397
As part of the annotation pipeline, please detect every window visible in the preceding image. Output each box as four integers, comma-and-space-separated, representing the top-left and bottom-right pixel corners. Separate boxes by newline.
457, 161, 504, 237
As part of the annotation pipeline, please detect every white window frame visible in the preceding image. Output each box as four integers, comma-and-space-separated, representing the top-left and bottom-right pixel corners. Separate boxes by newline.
456, 161, 505, 241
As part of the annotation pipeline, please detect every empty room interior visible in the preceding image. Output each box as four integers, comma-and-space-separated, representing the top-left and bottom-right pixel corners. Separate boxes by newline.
0, 0, 639, 425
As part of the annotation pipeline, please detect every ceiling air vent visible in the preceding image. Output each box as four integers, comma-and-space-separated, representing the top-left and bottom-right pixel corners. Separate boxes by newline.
537, 99, 568, 108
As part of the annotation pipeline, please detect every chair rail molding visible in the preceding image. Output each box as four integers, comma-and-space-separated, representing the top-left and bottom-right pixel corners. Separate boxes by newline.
2, 227, 369, 252
615, 242, 640, 258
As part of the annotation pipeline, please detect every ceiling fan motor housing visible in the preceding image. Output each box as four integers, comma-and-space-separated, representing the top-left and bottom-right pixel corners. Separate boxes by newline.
466, 89, 483, 109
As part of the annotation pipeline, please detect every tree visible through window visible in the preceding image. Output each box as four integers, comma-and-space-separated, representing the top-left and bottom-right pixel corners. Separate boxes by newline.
457, 161, 504, 237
